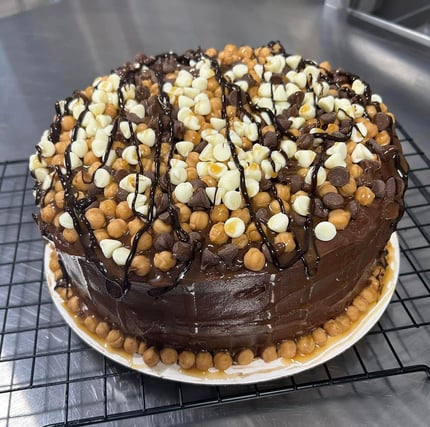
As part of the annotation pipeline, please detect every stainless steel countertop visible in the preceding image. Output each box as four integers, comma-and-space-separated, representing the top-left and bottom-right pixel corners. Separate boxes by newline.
0, 1, 429, 426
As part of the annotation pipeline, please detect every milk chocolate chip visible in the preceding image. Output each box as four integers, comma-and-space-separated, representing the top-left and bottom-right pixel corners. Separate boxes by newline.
218, 244, 238, 266
375, 112, 391, 131
322, 192, 344, 209
328, 166, 350, 187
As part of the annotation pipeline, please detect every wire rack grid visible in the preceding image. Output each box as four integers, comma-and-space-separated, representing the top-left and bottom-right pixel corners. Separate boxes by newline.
0, 123, 429, 426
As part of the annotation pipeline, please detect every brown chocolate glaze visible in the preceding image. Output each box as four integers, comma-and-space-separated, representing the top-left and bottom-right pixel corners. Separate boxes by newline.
33, 42, 408, 355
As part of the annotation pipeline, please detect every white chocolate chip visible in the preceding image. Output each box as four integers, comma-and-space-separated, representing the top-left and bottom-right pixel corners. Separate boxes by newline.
314, 221, 337, 241
29, 154, 47, 171
351, 79, 366, 95
244, 163, 262, 181
326, 142, 347, 158
169, 159, 187, 169
96, 114, 112, 128
245, 123, 259, 142
100, 239, 122, 259
199, 144, 215, 162
108, 73, 120, 90
104, 149, 117, 167
174, 182, 194, 203
371, 94, 382, 103
293, 195, 310, 216
317, 96, 335, 113
205, 186, 225, 205
136, 128, 156, 147
224, 217, 245, 238
196, 161, 209, 177
121, 84, 136, 101
34, 167, 49, 183
89, 102, 105, 117
208, 162, 227, 179
127, 193, 147, 210
218, 169, 240, 191
352, 103, 365, 118
285, 82, 301, 99
68, 152, 83, 170
94, 168, 111, 188
266, 55, 286, 74
210, 117, 226, 131
305, 166, 327, 186
183, 115, 201, 131
122, 146, 139, 165
85, 117, 99, 138
176, 141, 194, 157
273, 85, 288, 102
213, 142, 232, 162
192, 77, 208, 91
295, 150, 316, 168
252, 143, 270, 164
235, 80, 249, 92
299, 104, 316, 120
130, 104, 146, 119
286, 54, 302, 70
91, 139, 108, 157
99, 80, 113, 92
261, 159, 276, 179
229, 130, 242, 147
194, 93, 211, 115
245, 178, 259, 197
271, 151, 286, 172
92, 89, 108, 105
169, 166, 188, 185
258, 82, 272, 98
232, 63, 248, 79
267, 212, 289, 233
324, 153, 347, 169
59, 212, 74, 229
176, 69, 193, 87
178, 95, 195, 109
41, 173, 53, 191
112, 247, 131, 266
280, 139, 297, 158
71, 139, 88, 158
222, 190, 242, 210
351, 143, 374, 163
289, 117, 306, 129
37, 139, 56, 158
183, 87, 200, 98
119, 174, 151, 193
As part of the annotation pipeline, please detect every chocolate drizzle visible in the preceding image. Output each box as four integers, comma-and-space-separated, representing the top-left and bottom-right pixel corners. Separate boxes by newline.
33, 42, 408, 302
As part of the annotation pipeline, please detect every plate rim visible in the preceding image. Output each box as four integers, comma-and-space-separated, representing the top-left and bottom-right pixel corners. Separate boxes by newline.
44, 232, 400, 385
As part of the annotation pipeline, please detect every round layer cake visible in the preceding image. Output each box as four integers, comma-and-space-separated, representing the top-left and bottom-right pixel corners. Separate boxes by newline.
30, 42, 408, 368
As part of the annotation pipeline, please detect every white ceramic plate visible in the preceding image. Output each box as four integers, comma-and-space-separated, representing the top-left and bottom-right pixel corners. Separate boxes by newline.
45, 233, 399, 385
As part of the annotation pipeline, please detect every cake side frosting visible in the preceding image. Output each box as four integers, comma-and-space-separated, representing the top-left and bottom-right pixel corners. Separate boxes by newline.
30, 42, 408, 366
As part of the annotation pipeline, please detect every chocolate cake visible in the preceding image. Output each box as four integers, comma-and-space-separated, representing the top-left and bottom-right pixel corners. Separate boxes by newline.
30, 42, 408, 370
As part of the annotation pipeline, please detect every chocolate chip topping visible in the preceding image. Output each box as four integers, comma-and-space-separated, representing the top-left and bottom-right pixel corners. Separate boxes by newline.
322, 192, 344, 210
328, 166, 350, 187
319, 112, 337, 125
276, 115, 292, 132
375, 112, 391, 131
154, 232, 174, 252
201, 248, 220, 270
263, 131, 278, 150
188, 187, 211, 210
314, 198, 328, 219
290, 175, 304, 193
218, 243, 238, 266
173, 241, 193, 262
385, 177, 396, 201
372, 179, 386, 198
296, 134, 314, 149
346, 199, 360, 219
287, 91, 304, 106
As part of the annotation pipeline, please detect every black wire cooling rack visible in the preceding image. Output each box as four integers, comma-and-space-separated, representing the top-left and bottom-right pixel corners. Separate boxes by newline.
0, 123, 429, 426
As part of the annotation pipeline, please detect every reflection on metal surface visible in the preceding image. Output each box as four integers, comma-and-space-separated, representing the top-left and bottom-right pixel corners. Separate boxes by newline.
0, 0, 60, 18
349, 1, 430, 47
0, 120, 429, 425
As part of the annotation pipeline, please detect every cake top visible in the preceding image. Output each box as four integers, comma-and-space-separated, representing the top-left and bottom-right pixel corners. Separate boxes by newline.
30, 42, 408, 297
